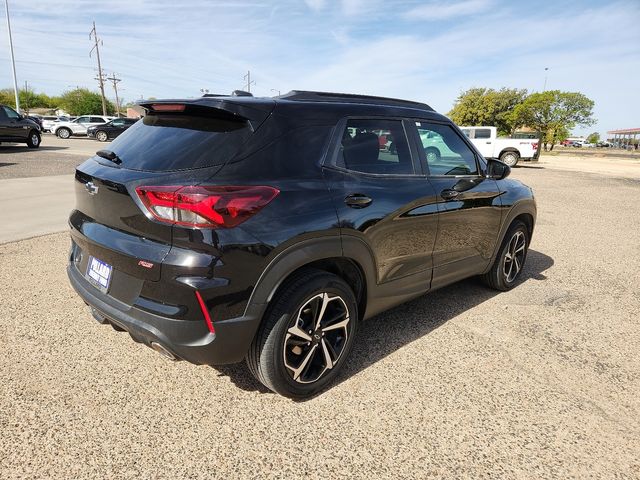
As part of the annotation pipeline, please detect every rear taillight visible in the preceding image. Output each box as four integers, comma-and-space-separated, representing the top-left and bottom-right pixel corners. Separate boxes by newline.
135, 185, 279, 228
532, 142, 538, 150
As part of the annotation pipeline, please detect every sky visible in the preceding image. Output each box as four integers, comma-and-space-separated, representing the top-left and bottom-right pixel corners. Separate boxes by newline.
1, 0, 639, 137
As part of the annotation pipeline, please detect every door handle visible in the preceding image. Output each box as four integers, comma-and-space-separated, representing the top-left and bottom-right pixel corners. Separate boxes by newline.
486, 141, 492, 144
441, 189, 459, 200
345, 193, 372, 208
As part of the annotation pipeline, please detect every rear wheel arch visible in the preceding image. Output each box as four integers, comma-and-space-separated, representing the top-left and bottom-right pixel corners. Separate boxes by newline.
246, 236, 376, 322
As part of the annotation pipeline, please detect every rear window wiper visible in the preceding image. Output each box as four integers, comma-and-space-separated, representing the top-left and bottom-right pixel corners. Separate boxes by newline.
96, 149, 122, 165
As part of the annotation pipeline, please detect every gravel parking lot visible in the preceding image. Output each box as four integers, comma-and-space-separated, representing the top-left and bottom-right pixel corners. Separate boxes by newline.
1, 160, 639, 478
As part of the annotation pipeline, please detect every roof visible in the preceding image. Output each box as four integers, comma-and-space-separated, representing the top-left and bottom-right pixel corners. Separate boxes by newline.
137, 90, 444, 127
607, 128, 640, 134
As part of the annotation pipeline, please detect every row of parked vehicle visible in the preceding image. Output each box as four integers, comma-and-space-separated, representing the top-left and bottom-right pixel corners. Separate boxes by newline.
0, 105, 138, 149
42, 114, 137, 141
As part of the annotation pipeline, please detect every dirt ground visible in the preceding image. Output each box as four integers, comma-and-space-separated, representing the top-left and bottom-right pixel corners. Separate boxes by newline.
1, 161, 639, 479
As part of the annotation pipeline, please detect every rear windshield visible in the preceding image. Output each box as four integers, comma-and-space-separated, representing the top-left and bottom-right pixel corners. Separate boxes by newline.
104, 113, 252, 171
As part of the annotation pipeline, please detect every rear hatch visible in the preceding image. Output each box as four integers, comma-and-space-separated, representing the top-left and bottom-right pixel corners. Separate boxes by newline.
70, 97, 275, 301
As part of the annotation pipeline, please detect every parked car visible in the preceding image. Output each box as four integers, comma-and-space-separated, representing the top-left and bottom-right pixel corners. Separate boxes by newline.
459, 126, 538, 167
87, 117, 137, 142
67, 91, 536, 398
51, 115, 113, 138
597, 142, 612, 148
0, 104, 41, 148
582, 142, 595, 148
41, 115, 70, 133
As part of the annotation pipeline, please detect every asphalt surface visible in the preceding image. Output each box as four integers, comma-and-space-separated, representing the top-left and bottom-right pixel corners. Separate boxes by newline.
0, 134, 103, 179
1, 161, 640, 478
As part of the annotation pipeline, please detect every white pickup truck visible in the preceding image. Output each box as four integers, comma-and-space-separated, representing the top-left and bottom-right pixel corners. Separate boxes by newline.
460, 126, 538, 167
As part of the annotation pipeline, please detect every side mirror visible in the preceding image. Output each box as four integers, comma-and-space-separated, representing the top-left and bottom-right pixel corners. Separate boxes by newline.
487, 158, 511, 180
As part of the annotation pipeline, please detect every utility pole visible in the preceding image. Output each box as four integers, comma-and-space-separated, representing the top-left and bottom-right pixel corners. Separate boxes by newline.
106, 73, 122, 116
23, 80, 29, 114
243, 70, 255, 93
89, 21, 107, 115
4, 0, 20, 112
543, 67, 549, 92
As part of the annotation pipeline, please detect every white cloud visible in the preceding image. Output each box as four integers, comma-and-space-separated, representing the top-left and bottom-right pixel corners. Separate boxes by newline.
304, 0, 326, 11
403, 0, 493, 21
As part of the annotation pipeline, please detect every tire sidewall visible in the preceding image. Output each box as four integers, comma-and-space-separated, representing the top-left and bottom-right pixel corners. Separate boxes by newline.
497, 223, 529, 289
27, 131, 41, 148
260, 275, 358, 397
500, 152, 519, 167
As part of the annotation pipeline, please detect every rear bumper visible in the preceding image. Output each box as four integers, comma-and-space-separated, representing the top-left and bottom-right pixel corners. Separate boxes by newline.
67, 263, 261, 365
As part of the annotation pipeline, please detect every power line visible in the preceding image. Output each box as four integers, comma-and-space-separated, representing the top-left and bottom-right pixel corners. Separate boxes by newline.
89, 21, 107, 115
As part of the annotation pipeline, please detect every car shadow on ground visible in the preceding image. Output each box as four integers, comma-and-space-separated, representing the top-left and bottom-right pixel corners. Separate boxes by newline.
212, 249, 554, 398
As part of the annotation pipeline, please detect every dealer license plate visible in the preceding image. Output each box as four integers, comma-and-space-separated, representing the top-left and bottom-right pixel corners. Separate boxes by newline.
86, 256, 113, 293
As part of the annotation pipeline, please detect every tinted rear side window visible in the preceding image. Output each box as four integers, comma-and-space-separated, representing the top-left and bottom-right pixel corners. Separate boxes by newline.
335, 118, 414, 175
105, 113, 252, 171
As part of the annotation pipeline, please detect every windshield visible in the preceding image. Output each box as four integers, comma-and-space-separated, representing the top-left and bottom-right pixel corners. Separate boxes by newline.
104, 113, 252, 172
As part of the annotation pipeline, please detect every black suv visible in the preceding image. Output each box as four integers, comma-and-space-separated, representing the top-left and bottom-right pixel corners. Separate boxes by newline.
0, 104, 41, 148
67, 91, 536, 397
87, 117, 137, 142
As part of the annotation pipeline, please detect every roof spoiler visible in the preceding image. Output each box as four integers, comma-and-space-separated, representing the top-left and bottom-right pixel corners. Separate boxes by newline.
137, 97, 274, 132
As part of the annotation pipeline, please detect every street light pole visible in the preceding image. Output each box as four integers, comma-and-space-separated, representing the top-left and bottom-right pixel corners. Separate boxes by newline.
4, 0, 20, 111
543, 67, 549, 92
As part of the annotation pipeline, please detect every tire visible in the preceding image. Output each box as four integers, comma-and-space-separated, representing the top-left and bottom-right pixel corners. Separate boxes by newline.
500, 150, 519, 167
57, 128, 71, 139
96, 131, 108, 142
482, 220, 529, 291
247, 269, 358, 398
425, 147, 441, 163
26, 131, 41, 149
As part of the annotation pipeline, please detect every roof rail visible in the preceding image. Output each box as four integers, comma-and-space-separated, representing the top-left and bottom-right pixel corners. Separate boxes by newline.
278, 90, 433, 110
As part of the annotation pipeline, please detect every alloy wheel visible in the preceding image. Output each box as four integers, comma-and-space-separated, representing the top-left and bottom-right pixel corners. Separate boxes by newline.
97, 131, 108, 142
283, 292, 350, 384
503, 230, 526, 283
31, 134, 39, 146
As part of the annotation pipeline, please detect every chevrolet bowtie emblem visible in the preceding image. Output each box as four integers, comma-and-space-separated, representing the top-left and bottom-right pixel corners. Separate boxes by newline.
85, 181, 99, 195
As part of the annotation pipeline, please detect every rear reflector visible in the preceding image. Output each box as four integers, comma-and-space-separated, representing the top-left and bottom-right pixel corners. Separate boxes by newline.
195, 291, 215, 334
150, 103, 186, 112
135, 185, 279, 228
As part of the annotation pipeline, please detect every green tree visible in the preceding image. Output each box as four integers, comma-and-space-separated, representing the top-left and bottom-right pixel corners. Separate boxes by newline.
0, 88, 18, 107
58, 88, 115, 115
448, 87, 528, 135
1, 87, 60, 112
586, 132, 600, 144
511, 90, 595, 151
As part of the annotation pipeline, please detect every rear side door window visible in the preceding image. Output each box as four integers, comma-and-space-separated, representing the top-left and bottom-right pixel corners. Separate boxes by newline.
334, 118, 415, 175
474, 128, 491, 139
414, 122, 479, 176
3, 106, 20, 120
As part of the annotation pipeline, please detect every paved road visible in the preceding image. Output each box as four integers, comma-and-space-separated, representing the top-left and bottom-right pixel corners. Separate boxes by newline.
1, 166, 639, 478
0, 175, 74, 244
